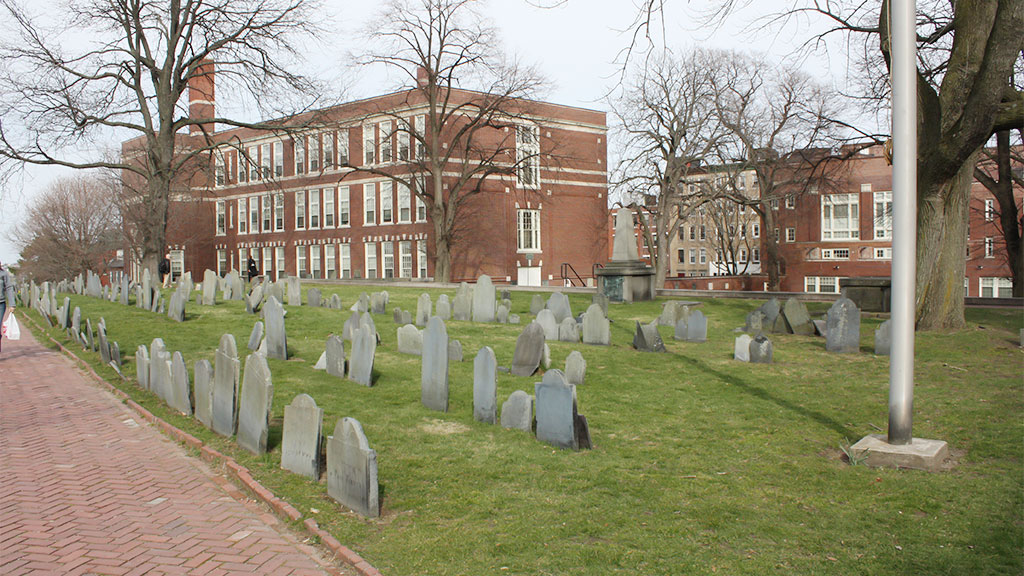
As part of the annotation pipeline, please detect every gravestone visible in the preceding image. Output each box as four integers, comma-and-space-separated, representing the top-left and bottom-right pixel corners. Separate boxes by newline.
826, 296, 861, 353
453, 282, 472, 321
421, 317, 449, 412
355, 292, 369, 313
110, 342, 121, 367
326, 418, 379, 518
535, 370, 579, 450
343, 311, 360, 341
558, 317, 580, 343
472, 275, 495, 322
71, 307, 82, 340
565, 351, 586, 386
98, 325, 111, 364
308, 288, 322, 308
263, 296, 288, 360
448, 339, 463, 362
633, 321, 666, 353
874, 319, 892, 356
168, 290, 186, 322
231, 273, 244, 301
247, 284, 264, 314
510, 322, 546, 377
202, 269, 218, 306
212, 334, 241, 437
436, 294, 451, 320
509, 314, 521, 324
286, 276, 302, 306
325, 335, 346, 378
168, 352, 193, 416
397, 324, 423, 355
281, 394, 323, 480
745, 309, 766, 333
237, 353, 273, 455
348, 325, 376, 387
59, 297, 71, 328
684, 310, 708, 342
530, 294, 545, 315
135, 345, 149, 389
542, 343, 552, 370
782, 298, 815, 335
370, 292, 387, 314
546, 292, 573, 323
313, 352, 327, 370
734, 334, 752, 362
142, 269, 153, 310
500, 390, 533, 431
749, 334, 773, 363
758, 299, 782, 332
473, 347, 497, 424
536, 309, 558, 340
582, 304, 610, 346
416, 293, 432, 327
193, 359, 214, 428
248, 321, 264, 351
813, 319, 827, 336
267, 281, 285, 306
496, 304, 510, 324
149, 338, 170, 401
120, 276, 129, 305
329, 293, 342, 309
659, 301, 687, 327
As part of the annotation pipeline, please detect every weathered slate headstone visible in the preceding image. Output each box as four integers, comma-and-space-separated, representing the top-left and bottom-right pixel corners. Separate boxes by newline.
633, 321, 666, 352
281, 394, 323, 480
685, 310, 708, 342
248, 321, 264, 351
231, 273, 244, 301
536, 309, 558, 340
874, 319, 891, 356
473, 346, 497, 424
120, 276, 129, 305
472, 275, 495, 322
263, 296, 288, 360
530, 294, 545, 315
813, 319, 827, 337
448, 339, 463, 362
749, 334, 773, 364
546, 292, 573, 323
734, 334, 752, 362
416, 293, 432, 327
168, 352, 193, 416
98, 324, 111, 364
202, 269, 218, 306
149, 338, 170, 401
782, 298, 814, 335
370, 292, 386, 314
453, 282, 472, 321
212, 334, 241, 437
343, 311, 360, 341
286, 276, 302, 307
237, 353, 273, 455
510, 322, 546, 377
745, 309, 766, 333
167, 290, 186, 322
326, 418, 379, 518
397, 324, 423, 355
110, 342, 121, 367
565, 351, 586, 386
348, 324, 376, 387
500, 390, 533, 431
308, 288, 322, 308
142, 268, 153, 310
558, 317, 580, 343
135, 345, 149, 389
71, 307, 82, 340
193, 359, 214, 428
582, 304, 610, 346
496, 304, 510, 324
325, 335, 346, 378
247, 283, 265, 314
826, 296, 861, 353
267, 281, 285, 306
313, 351, 327, 370
436, 294, 451, 320
421, 317, 449, 412
535, 370, 579, 450
592, 292, 609, 317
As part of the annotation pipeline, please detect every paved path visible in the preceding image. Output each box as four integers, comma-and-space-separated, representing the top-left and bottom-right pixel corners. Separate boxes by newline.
0, 324, 348, 576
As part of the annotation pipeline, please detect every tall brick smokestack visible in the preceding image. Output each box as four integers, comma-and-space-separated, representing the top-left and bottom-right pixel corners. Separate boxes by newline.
188, 59, 215, 136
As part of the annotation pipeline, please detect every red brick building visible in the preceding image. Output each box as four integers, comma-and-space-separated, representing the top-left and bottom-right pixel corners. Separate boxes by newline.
128, 70, 609, 286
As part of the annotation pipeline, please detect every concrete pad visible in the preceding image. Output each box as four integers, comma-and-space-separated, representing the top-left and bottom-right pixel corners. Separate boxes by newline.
850, 434, 949, 472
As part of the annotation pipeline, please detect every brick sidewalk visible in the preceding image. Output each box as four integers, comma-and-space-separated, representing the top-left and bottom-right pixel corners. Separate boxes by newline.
0, 327, 350, 576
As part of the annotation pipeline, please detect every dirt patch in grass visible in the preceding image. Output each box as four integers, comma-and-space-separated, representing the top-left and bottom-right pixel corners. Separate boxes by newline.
418, 418, 470, 435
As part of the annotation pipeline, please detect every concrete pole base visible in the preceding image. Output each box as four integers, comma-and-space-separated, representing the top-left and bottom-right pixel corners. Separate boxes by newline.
849, 434, 950, 472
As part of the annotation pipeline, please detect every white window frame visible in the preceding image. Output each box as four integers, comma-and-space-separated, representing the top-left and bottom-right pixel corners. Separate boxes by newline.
260, 143, 271, 179
261, 195, 272, 232
417, 240, 427, 278
340, 244, 351, 279
338, 130, 349, 165
309, 188, 321, 230
805, 276, 841, 294
296, 245, 307, 278
398, 183, 412, 223
325, 244, 337, 279
786, 227, 796, 243
752, 248, 760, 263
363, 123, 376, 165
980, 277, 1012, 298
275, 247, 285, 280
984, 237, 994, 258
821, 193, 860, 240
365, 242, 378, 279
517, 209, 541, 253
516, 124, 540, 188
324, 187, 335, 228
399, 241, 412, 278
784, 196, 795, 209
295, 136, 306, 175
275, 193, 285, 232
237, 199, 247, 234
984, 199, 995, 222
310, 244, 322, 279
379, 120, 393, 164
689, 249, 696, 264
248, 146, 259, 181
273, 141, 284, 178
215, 200, 226, 235
380, 181, 393, 224
364, 184, 376, 226
753, 223, 760, 238
382, 241, 394, 279
875, 247, 892, 260
397, 120, 410, 161
214, 151, 225, 187
295, 190, 306, 230
217, 249, 226, 275
262, 246, 273, 279
309, 133, 320, 173
699, 248, 707, 264
339, 186, 350, 227
249, 196, 259, 233
874, 191, 893, 239
323, 132, 335, 170
414, 115, 426, 159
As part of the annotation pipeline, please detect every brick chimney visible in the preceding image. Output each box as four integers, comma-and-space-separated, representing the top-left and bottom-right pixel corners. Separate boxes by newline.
416, 66, 430, 88
188, 59, 215, 136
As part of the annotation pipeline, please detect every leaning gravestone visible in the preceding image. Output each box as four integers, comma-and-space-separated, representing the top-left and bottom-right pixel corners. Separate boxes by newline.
98, 325, 111, 364
212, 334, 241, 437
633, 321, 666, 353
202, 269, 218, 306
247, 284, 265, 314
286, 276, 301, 307
325, 335, 346, 378
536, 309, 558, 341
168, 290, 187, 323
237, 353, 273, 455
263, 296, 288, 360
168, 352, 193, 416
734, 334, 752, 362
874, 319, 892, 356
453, 282, 472, 321
530, 294, 545, 315
501, 390, 533, 431
397, 324, 423, 355
110, 342, 121, 368
282, 394, 323, 480
473, 347, 497, 424
416, 293, 432, 327
582, 304, 610, 346
313, 352, 327, 370
348, 324, 376, 387
558, 317, 580, 343
565, 351, 586, 386
308, 288, 322, 308
193, 359, 214, 428
510, 322, 546, 377
135, 345, 150, 389
826, 296, 861, 354
546, 292, 573, 323
472, 275, 496, 322
343, 311, 360, 341
535, 370, 580, 450
421, 317, 449, 412
782, 297, 815, 335
436, 294, 451, 321
327, 418, 379, 518
749, 334, 773, 364
248, 321, 264, 351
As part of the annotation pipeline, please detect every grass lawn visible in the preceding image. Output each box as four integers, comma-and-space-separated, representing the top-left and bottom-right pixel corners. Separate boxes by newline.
23, 284, 1023, 575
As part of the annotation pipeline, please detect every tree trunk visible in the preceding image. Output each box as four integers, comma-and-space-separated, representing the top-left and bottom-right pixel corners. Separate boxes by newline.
915, 154, 975, 330
432, 215, 451, 283
989, 131, 1023, 297
759, 207, 781, 291
653, 209, 670, 288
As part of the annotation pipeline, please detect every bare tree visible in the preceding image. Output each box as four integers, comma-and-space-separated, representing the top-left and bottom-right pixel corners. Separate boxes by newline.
11, 174, 121, 282
347, 0, 547, 282
0, 0, 324, 279
974, 130, 1024, 297
612, 49, 724, 287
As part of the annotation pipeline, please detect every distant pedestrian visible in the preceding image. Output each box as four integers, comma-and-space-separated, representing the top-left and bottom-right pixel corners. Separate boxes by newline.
159, 254, 171, 288
0, 260, 17, 352
247, 257, 259, 283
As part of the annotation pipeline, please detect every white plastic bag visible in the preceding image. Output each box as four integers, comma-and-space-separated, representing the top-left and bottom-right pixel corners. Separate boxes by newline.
3, 313, 20, 340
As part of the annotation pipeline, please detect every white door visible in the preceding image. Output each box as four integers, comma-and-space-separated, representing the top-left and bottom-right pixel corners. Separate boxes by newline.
517, 266, 541, 287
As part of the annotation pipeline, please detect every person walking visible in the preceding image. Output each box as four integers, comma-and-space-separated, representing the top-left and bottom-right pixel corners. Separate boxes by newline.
0, 260, 17, 353
159, 254, 172, 288
247, 256, 259, 283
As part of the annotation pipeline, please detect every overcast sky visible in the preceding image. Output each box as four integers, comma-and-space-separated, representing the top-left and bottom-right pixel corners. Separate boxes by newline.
0, 0, 853, 265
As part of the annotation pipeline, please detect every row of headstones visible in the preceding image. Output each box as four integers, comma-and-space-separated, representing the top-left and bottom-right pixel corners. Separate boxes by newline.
744, 295, 889, 355
309, 313, 378, 387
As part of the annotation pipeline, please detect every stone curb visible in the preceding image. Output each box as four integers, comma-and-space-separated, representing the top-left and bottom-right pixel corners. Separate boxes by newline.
17, 310, 383, 576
